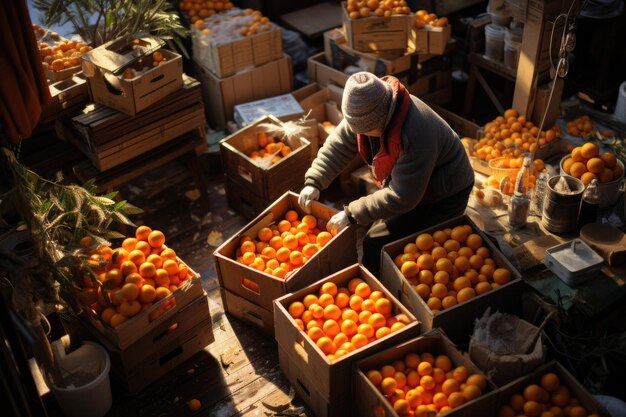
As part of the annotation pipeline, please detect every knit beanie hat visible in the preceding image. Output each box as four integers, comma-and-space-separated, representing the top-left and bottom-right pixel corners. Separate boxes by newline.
342, 72, 393, 134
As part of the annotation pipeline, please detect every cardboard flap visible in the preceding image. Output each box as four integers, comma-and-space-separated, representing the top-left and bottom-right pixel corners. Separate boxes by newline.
83, 35, 165, 74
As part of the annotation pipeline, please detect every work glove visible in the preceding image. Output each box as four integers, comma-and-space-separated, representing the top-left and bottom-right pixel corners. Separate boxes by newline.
298, 185, 320, 213
326, 210, 351, 235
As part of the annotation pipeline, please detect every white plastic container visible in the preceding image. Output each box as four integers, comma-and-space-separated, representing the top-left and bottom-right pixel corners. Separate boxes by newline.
504, 27, 523, 69
484, 24, 505, 62
544, 239, 603, 286
490, 9, 512, 27
45, 341, 112, 417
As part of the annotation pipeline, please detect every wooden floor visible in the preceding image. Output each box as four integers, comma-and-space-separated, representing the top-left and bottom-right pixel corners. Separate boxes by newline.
37, 152, 326, 417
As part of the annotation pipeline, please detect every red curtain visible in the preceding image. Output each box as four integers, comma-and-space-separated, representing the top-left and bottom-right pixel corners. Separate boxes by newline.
0, 1, 50, 144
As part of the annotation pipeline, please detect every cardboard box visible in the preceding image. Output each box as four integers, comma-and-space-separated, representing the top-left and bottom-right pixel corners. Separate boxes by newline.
350, 164, 377, 198
41, 73, 89, 123
341, 2, 413, 52
84, 261, 204, 350
429, 24, 452, 55
194, 54, 293, 129
427, 103, 481, 138
233, 94, 304, 128
380, 215, 524, 344
81, 36, 183, 116
214, 191, 358, 311
496, 361, 609, 417
220, 115, 311, 201
274, 264, 421, 417
354, 330, 499, 417
220, 287, 275, 334
191, 22, 282, 78
307, 53, 350, 93
224, 174, 273, 220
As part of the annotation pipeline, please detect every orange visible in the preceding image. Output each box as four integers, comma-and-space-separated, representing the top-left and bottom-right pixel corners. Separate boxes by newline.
316, 231, 332, 246
416, 254, 434, 270
551, 386, 570, 407
442, 295, 458, 309
320, 282, 338, 296
613, 163, 624, 179
128, 250, 146, 267
580, 171, 598, 186
454, 256, 470, 273
453, 276, 471, 292
568, 406, 587, 417
367, 369, 383, 386
540, 373, 560, 392
562, 157, 574, 174
404, 352, 421, 368
415, 233, 434, 251
447, 391, 465, 409
163, 259, 179, 275
323, 304, 341, 321
100, 307, 116, 324
415, 283, 430, 300
139, 262, 156, 278
110, 313, 127, 327
452, 366, 469, 382
431, 283, 448, 299
125, 272, 143, 287
373, 298, 392, 316
475, 281, 492, 295
348, 278, 365, 293
147, 230, 165, 248
357, 323, 374, 338
323, 320, 340, 338
288, 301, 305, 318
155, 286, 171, 300
580, 142, 599, 159
432, 246, 448, 261
586, 157, 604, 174
443, 239, 461, 252
289, 251, 303, 266
434, 271, 450, 285
442, 378, 460, 395
138, 284, 157, 303
135, 225, 152, 241
457, 287, 476, 303
524, 384, 545, 402
417, 361, 433, 376
510, 393, 525, 411
307, 326, 324, 342
160, 247, 176, 261
318, 293, 334, 307
104, 268, 123, 287
420, 375, 435, 390
317, 336, 335, 355
523, 400, 542, 417
394, 371, 407, 388
351, 333, 368, 348
341, 319, 358, 336
427, 297, 442, 311
381, 365, 396, 378
120, 260, 138, 277
418, 270, 433, 285
569, 162, 587, 178
354, 282, 372, 298
119, 300, 141, 317
393, 399, 410, 415
600, 152, 617, 168
493, 268, 511, 285
369, 313, 386, 329
282, 235, 298, 250
146, 253, 163, 268
498, 405, 516, 417
381, 377, 398, 395
466, 374, 487, 391
433, 230, 447, 244
462, 384, 481, 401
187, 399, 201, 411
434, 355, 453, 372
450, 226, 469, 243
285, 210, 298, 222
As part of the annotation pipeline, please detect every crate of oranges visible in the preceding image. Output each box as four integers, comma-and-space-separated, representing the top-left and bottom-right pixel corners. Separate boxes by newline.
220, 115, 312, 202
275, 263, 420, 417
341, 1, 413, 52
34, 24, 93, 82
496, 361, 609, 417
191, 8, 283, 78
354, 329, 498, 417
380, 215, 523, 344
214, 191, 357, 334
413, 10, 451, 54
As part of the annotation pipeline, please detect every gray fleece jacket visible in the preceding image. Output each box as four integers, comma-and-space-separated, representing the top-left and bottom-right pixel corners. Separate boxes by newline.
304, 95, 474, 225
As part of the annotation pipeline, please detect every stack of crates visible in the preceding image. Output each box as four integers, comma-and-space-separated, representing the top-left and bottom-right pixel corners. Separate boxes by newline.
191, 8, 293, 129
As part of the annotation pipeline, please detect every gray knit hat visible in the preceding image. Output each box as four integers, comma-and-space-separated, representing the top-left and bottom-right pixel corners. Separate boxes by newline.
342, 72, 393, 134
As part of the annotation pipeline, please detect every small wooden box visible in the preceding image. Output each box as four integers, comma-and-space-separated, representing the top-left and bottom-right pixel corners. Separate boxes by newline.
380, 215, 523, 344
214, 191, 357, 312
354, 330, 498, 417
496, 361, 609, 417
341, 2, 413, 53
192, 23, 283, 78
84, 260, 204, 350
220, 115, 311, 201
224, 174, 273, 220
81, 36, 183, 116
274, 264, 421, 417
220, 287, 274, 334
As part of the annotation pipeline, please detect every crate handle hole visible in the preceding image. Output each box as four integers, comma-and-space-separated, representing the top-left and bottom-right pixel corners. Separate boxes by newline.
237, 166, 253, 184
241, 277, 261, 296
103, 73, 124, 96
296, 378, 310, 397
293, 341, 308, 364
150, 74, 165, 84
159, 345, 183, 366
153, 322, 179, 343
243, 311, 264, 327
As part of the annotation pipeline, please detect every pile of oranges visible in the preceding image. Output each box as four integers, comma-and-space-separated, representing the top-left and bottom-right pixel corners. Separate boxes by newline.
178, 0, 235, 24
561, 142, 623, 185
121, 51, 169, 80
81, 226, 194, 328
248, 132, 293, 165
287, 278, 411, 361
415, 10, 449, 28
235, 210, 333, 279
367, 352, 488, 415
36, 24, 92, 72
393, 224, 513, 313
566, 115, 595, 137
470, 109, 561, 162
498, 372, 600, 417
193, 8, 272, 36
345, 0, 411, 19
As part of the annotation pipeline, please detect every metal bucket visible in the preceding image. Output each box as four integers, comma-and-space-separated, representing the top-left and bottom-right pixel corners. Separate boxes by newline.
541, 175, 584, 234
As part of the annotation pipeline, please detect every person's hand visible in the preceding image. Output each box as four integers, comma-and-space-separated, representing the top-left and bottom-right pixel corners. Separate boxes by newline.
326, 211, 351, 235
298, 186, 320, 213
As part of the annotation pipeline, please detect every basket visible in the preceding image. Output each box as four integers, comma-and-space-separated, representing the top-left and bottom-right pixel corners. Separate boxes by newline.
488, 157, 521, 182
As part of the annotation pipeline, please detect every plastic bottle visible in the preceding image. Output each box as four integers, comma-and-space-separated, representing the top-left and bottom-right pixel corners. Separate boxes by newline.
577, 179, 600, 230
508, 157, 531, 229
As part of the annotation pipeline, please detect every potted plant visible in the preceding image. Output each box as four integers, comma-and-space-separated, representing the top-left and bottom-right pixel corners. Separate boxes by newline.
0, 146, 141, 400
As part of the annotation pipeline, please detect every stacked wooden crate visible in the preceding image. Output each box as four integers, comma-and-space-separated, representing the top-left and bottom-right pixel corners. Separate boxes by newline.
56, 75, 205, 172
191, 9, 293, 129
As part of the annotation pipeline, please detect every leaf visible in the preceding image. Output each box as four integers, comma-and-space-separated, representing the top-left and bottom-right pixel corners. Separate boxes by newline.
102, 191, 119, 200
55, 171, 64, 182
91, 196, 116, 206
105, 9, 114, 28
101, 230, 126, 240
112, 211, 134, 226
120, 203, 143, 215
114, 200, 127, 211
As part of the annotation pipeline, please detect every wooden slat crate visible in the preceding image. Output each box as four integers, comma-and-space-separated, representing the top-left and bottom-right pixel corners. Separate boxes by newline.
220, 287, 274, 335
213, 191, 357, 314
380, 215, 524, 344
84, 260, 205, 350
57, 76, 205, 171
219, 115, 311, 201
354, 330, 499, 417
274, 264, 421, 417
224, 174, 272, 220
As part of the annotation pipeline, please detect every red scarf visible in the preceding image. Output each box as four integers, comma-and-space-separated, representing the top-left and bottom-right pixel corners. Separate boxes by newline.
356, 76, 411, 188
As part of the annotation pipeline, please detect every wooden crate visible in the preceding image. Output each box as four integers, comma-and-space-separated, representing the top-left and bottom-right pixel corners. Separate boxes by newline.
81, 36, 183, 116
40, 73, 89, 123
84, 294, 213, 393
341, 2, 413, 53
58, 76, 205, 171
274, 264, 421, 417
84, 260, 204, 350
192, 23, 283, 78
224, 174, 272, 220
354, 330, 498, 417
380, 215, 524, 344
220, 115, 311, 201
496, 361, 610, 417
220, 287, 274, 334
214, 191, 358, 312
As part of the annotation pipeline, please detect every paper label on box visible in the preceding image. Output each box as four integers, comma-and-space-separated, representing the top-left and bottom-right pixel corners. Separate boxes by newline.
234, 94, 304, 127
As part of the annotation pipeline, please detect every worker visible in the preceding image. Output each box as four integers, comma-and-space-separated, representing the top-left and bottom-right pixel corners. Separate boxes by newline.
298, 71, 475, 276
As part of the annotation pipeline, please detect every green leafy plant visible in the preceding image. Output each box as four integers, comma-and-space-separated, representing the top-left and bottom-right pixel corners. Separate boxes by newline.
33, 0, 189, 56
0, 147, 142, 387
